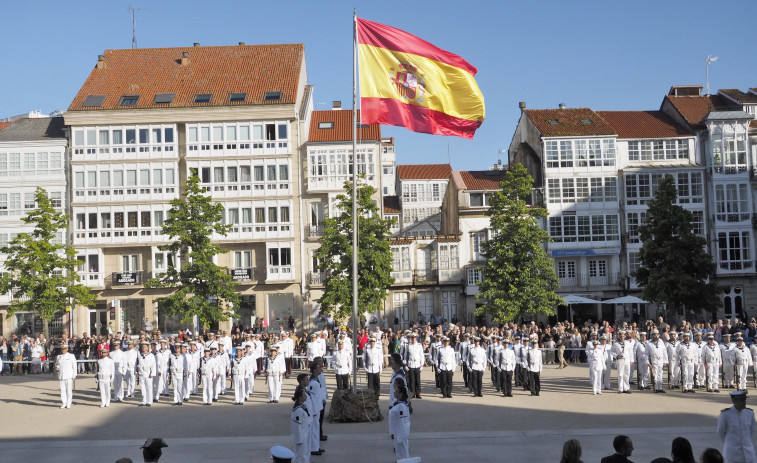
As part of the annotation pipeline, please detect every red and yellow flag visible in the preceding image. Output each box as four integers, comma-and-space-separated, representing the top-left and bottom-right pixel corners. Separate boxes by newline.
357, 17, 485, 139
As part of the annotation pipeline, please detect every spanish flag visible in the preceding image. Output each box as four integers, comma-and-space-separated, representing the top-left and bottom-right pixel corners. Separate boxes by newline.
357, 17, 485, 139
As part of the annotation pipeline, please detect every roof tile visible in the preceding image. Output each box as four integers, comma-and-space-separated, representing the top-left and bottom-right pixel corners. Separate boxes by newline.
308, 110, 381, 142
524, 108, 616, 137
663, 95, 736, 129
719, 89, 757, 104
456, 170, 506, 191
397, 164, 452, 180
68, 44, 304, 111
596, 111, 692, 139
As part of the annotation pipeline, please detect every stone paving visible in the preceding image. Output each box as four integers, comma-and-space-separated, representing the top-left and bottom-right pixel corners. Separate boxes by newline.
0, 363, 740, 462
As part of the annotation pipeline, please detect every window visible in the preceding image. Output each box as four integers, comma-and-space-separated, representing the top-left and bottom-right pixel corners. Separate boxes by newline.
234, 251, 251, 268
715, 183, 750, 222
438, 244, 459, 269
472, 231, 486, 261
121, 254, 140, 272
467, 267, 483, 285
82, 95, 105, 107
545, 138, 615, 169
470, 193, 493, 207
153, 93, 175, 104
626, 212, 647, 243
268, 247, 291, 266
718, 231, 752, 271
229, 93, 247, 102
194, 94, 212, 103
391, 246, 411, 272
556, 261, 576, 279
318, 122, 334, 129
264, 91, 282, 101
88, 213, 99, 229
628, 139, 689, 161
712, 130, 747, 173
549, 214, 619, 242
589, 259, 608, 279
677, 172, 703, 204
119, 95, 140, 106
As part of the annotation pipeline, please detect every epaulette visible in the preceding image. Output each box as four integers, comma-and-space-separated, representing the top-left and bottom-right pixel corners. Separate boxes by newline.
747, 408, 753, 411
722, 408, 731, 412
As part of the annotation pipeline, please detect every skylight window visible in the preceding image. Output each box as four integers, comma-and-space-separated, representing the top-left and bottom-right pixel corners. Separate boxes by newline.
119, 95, 140, 106
581, 118, 593, 125
154, 93, 175, 104
263, 91, 282, 101
82, 95, 106, 107
548, 119, 559, 126
318, 122, 334, 129
194, 94, 212, 103
229, 93, 247, 102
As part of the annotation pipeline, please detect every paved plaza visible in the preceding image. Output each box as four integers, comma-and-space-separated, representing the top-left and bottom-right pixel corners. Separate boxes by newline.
0, 364, 738, 462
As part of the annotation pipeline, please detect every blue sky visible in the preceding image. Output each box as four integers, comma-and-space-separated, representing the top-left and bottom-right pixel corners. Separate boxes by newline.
1, 0, 755, 171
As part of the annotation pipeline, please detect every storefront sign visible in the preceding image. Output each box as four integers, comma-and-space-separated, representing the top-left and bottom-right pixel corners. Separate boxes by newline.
551, 248, 620, 257
231, 268, 252, 281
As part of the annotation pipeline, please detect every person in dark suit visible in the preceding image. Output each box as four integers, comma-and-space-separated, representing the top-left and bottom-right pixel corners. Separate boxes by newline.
600, 435, 635, 463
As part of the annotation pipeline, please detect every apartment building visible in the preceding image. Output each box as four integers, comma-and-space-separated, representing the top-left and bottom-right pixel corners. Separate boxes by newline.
0, 115, 68, 337
396, 164, 451, 236
303, 108, 387, 324
63, 43, 313, 336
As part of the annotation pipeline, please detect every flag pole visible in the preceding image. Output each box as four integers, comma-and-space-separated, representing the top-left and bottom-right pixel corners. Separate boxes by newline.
351, 9, 359, 394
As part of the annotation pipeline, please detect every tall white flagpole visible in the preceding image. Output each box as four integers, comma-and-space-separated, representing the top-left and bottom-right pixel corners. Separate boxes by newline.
351, 9, 359, 394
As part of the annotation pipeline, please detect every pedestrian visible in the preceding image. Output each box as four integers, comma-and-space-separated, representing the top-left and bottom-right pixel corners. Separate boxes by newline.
55, 343, 77, 409
600, 435, 635, 463
559, 438, 584, 463
140, 438, 167, 463
389, 377, 412, 460
717, 390, 757, 463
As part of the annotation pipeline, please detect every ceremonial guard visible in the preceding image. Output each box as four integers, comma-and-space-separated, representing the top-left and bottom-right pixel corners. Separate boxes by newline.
703, 334, 723, 393
124, 340, 138, 398
589, 340, 607, 394
170, 343, 187, 405
364, 336, 383, 397
498, 337, 516, 397
717, 390, 757, 463
468, 337, 487, 397
200, 347, 215, 405
96, 346, 114, 407
307, 359, 325, 456
110, 341, 126, 402
389, 378, 411, 461
694, 332, 706, 389
667, 332, 681, 389
231, 346, 246, 404
216, 343, 230, 396
243, 344, 257, 399
281, 332, 294, 378
156, 339, 170, 398
208, 345, 220, 401
458, 333, 471, 390
677, 332, 698, 392
437, 336, 456, 398
733, 336, 753, 392
333, 340, 352, 390
722, 333, 737, 389
600, 337, 613, 390
291, 387, 311, 463
404, 333, 424, 399
429, 334, 442, 389
389, 353, 406, 406
56, 344, 77, 409
137, 341, 156, 406
646, 329, 668, 393
635, 332, 650, 390
266, 345, 286, 403
490, 337, 503, 392
527, 336, 543, 396
184, 342, 198, 400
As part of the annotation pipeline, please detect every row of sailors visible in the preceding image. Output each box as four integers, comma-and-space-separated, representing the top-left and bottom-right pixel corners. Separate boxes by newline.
585, 330, 756, 394
65, 333, 296, 409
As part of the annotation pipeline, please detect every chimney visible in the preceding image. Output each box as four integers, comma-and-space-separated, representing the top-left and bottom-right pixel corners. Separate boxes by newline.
518, 101, 526, 112
181, 52, 190, 66
239, 42, 245, 46
193, 42, 200, 47
96, 54, 106, 70
558, 103, 566, 110
332, 100, 342, 110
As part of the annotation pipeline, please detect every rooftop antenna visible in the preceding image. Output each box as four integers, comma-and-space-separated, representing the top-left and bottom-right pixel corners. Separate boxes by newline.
127, 6, 145, 49
705, 54, 718, 95
447, 143, 451, 165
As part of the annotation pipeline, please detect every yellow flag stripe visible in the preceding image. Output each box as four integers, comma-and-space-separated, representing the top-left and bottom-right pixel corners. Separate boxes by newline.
358, 44, 485, 123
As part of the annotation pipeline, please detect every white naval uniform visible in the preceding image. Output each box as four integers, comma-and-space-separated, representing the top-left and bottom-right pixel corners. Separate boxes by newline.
169, 353, 187, 404
589, 346, 607, 394
717, 405, 757, 463
613, 340, 634, 392
291, 403, 311, 463
110, 348, 126, 401
200, 355, 215, 404
307, 376, 323, 453
184, 349, 197, 400
266, 353, 286, 401
124, 347, 138, 397
56, 351, 78, 408
733, 346, 753, 391
677, 342, 698, 391
646, 339, 668, 391
97, 355, 114, 407
231, 356, 246, 404
244, 352, 257, 398
635, 340, 650, 389
667, 340, 681, 388
156, 348, 170, 396
137, 352, 157, 405
215, 349, 230, 397
694, 341, 706, 387
702, 342, 723, 391
389, 400, 411, 460
723, 342, 737, 387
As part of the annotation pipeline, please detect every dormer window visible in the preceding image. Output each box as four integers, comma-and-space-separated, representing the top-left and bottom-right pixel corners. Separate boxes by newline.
194, 94, 212, 103
83, 95, 106, 107
229, 93, 247, 102
318, 122, 334, 129
154, 93, 175, 104
263, 91, 282, 101
548, 119, 559, 126
119, 95, 140, 106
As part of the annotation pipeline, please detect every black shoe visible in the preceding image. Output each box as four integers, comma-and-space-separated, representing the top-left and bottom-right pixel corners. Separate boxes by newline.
659, 389, 666, 393
416, 395, 422, 399
623, 391, 631, 394
320, 435, 327, 441
311, 451, 323, 456
715, 389, 720, 393
146, 404, 151, 407
506, 393, 513, 397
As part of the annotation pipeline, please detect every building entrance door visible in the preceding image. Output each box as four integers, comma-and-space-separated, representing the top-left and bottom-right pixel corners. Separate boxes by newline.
89, 309, 108, 337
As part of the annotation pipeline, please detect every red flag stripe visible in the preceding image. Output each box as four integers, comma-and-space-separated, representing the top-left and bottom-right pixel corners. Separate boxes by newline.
356, 17, 478, 76
361, 97, 482, 139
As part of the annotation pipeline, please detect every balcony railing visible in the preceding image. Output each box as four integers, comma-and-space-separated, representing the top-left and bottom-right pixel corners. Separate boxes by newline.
718, 261, 754, 271
413, 269, 438, 285
712, 165, 748, 175
307, 271, 328, 286
558, 272, 620, 289
716, 212, 750, 223
307, 224, 324, 239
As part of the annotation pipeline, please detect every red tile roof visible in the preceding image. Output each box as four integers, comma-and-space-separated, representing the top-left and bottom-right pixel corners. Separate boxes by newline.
454, 170, 506, 191
397, 164, 452, 180
0, 122, 11, 131
524, 108, 615, 137
663, 95, 734, 129
719, 89, 757, 104
383, 195, 400, 214
68, 44, 305, 111
596, 111, 692, 139
308, 110, 381, 143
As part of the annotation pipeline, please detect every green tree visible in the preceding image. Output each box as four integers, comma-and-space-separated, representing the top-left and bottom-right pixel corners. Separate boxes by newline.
634, 175, 720, 315
146, 173, 239, 328
476, 163, 562, 323
314, 177, 394, 322
0, 188, 96, 338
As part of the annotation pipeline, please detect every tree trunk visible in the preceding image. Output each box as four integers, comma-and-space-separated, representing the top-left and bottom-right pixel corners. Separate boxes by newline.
43, 318, 50, 341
